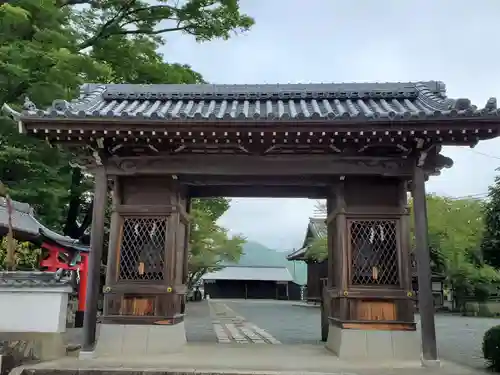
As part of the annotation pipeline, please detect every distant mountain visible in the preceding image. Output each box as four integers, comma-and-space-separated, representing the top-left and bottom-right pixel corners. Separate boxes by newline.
224, 240, 307, 285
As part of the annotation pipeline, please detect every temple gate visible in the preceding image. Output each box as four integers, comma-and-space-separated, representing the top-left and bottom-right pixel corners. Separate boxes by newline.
4, 81, 500, 362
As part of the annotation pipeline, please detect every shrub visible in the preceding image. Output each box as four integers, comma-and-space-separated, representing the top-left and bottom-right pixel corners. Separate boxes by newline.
0, 238, 41, 270
483, 325, 500, 372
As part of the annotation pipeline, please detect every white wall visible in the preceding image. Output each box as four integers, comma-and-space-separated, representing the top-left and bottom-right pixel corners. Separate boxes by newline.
0, 287, 71, 333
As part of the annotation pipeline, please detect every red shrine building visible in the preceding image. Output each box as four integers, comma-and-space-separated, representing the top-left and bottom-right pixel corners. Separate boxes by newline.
0, 198, 90, 327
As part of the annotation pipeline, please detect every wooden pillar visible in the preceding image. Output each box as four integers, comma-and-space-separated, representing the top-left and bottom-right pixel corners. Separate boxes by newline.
182, 197, 191, 314
82, 166, 107, 351
412, 166, 438, 361
398, 180, 415, 323
103, 176, 121, 313
335, 182, 348, 321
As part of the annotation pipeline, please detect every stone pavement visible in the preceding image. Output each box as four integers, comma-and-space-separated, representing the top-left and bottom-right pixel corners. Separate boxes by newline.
218, 299, 498, 369
208, 300, 281, 344
15, 342, 485, 375
185, 299, 217, 343
220, 299, 323, 345
60, 300, 498, 372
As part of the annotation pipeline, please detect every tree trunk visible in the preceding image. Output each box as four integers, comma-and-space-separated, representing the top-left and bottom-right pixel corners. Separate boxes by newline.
64, 168, 93, 239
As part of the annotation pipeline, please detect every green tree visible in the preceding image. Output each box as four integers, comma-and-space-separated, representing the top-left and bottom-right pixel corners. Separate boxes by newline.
187, 204, 245, 289
304, 200, 327, 261
419, 195, 485, 272
0, 1, 253, 279
306, 236, 327, 262
411, 195, 499, 307
0, 0, 254, 236
0, 1, 111, 230
481, 175, 500, 269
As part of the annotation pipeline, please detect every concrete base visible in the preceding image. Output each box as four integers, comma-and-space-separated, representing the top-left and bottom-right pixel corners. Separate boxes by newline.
0, 332, 66, 375
21, 343, 477, 375
85, 322, 187, 358
0, 332, 66, 361
325, 325, 421, 360
421, 355, 441, 368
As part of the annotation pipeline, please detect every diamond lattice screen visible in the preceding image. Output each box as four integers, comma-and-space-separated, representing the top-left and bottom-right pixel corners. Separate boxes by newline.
118, 217, 167, 281
350, 220, 399, 286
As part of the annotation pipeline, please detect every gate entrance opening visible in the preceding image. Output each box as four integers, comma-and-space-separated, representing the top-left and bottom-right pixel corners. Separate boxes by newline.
6, 80, 500, 361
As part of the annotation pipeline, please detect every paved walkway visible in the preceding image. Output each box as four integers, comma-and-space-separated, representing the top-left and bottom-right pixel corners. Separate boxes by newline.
216, 299, 499, 369
60, 300, 497, 373
16, 343, 484, 375
208, 300, 281, 344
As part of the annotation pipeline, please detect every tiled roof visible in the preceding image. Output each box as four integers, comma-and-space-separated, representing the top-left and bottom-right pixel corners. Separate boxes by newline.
0, 198, 89, 252
202, 266, 293, 282
0, 271, 73, 289
4, 81, 499, 122
309, 217, 327, 238
287, 247, 307, 260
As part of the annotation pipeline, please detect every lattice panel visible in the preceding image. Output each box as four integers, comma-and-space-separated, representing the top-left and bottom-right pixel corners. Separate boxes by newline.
350, 220, 400, 286
118, 217, 167, 281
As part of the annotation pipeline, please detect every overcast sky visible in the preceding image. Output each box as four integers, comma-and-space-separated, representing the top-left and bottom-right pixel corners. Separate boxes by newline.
161, 0, 500, 250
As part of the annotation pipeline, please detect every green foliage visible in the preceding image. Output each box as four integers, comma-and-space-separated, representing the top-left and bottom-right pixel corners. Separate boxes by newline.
483, 325, 500, 372
410, 195, 499, 303
306, 236, 327, 262
0, 0, 254, 244
0, 0, 252, 287
0, 119, 71, 230
192, 198, 230, 222
0, 237, 41, 270
413, 195, 485, 271
481, 175, 500, 269
187, 205, 245, 288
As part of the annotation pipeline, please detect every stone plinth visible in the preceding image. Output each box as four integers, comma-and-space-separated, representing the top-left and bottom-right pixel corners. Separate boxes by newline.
81, 322, 187, 358
325, 325, 421, 360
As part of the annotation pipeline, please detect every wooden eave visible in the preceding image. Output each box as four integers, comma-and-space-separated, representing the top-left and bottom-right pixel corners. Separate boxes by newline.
286, 246, 307, 261
20, 116, 500, 135
19, 118, 500, 157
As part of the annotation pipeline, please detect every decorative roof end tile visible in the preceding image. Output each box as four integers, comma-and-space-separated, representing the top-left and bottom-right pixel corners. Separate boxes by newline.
23, 97, 37, 111
485, 97, 497, 111
454, 98, 472, 111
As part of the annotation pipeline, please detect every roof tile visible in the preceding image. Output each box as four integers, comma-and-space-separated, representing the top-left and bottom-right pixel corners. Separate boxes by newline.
0, 198, 89, 252
8, 81, 499, 122
0, 271, 73, 289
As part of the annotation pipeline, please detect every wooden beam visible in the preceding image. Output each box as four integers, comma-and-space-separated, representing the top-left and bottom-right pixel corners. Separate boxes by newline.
82, 166, 108, 352
179, 175, 335, 186
104, 155, 413, 177
104, 176, 121, 312
23, 117, 500, 136
188, 185, 326, 198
